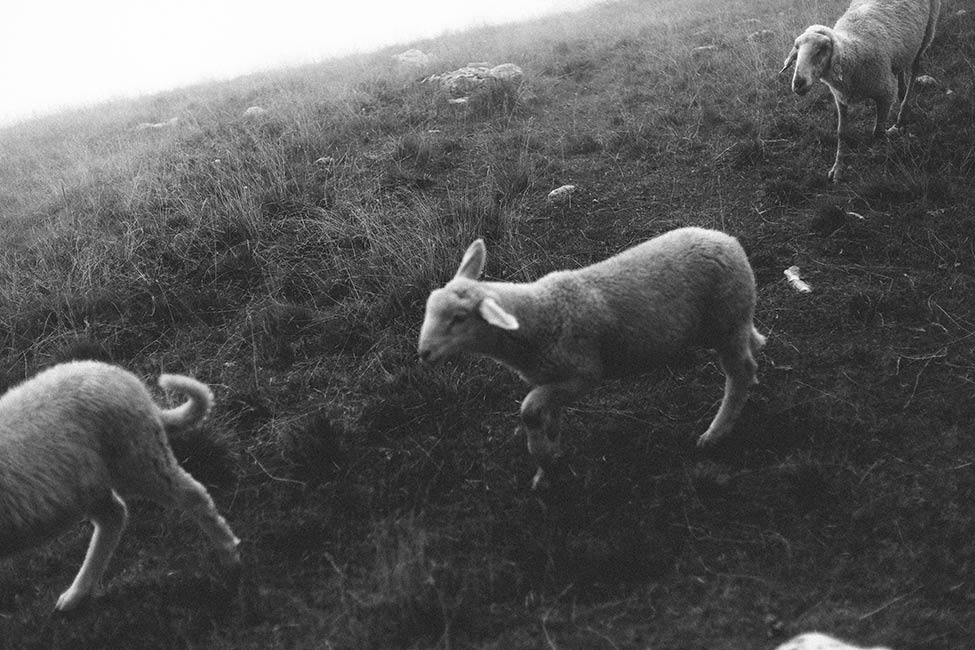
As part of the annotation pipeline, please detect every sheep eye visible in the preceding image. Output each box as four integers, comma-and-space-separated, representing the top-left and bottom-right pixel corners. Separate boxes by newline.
449, 313, 468, 326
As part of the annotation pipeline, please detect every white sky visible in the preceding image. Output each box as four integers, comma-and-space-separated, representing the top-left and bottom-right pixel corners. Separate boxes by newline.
0, 0, 603, 126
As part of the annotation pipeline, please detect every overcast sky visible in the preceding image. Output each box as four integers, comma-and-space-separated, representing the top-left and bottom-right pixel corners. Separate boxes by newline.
0, 0, 604, 126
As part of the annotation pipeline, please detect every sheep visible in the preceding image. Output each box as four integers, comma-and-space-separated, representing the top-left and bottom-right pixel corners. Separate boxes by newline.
0, 360, 240, 611
781, 0, 941, 182
774, 632, 892, 650
418, 227, 765, 487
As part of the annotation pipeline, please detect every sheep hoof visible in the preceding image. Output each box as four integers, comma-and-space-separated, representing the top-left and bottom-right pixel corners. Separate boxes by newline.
218, 542, 243, 567
697, 429, 723, 448
54, 588, 89, 612
530, 466, 548, 490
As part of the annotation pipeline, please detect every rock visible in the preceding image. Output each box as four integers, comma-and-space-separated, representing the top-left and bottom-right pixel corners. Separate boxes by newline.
783, 265, 812, 293
392, 49, 434, 67
692, 45, 719, 57
135, 116, 178, 131
546, 184, 576, 203
425, 62, 525, 102
747, 29, 776, 42
489, 63, 524, 84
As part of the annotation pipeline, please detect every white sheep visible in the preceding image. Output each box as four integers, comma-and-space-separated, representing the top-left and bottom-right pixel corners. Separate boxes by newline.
781, 0, 941, 182
0, 360, 240, 611
418, 227, 765, 486
774, 632, 892, 650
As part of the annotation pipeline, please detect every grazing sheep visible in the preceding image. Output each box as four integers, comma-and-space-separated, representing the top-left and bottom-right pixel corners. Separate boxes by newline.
774, 632, 892, 650
781, 0, 941, 182
418, 228, 765, 486
0, 361, 240, 611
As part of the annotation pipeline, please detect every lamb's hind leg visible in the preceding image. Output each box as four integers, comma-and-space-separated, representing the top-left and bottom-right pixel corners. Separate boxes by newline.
889, 62, 920, 134
56, 491, 128, 612
697, 325, 762, 448
122, 440, 241, 566
152, 465, 241, 566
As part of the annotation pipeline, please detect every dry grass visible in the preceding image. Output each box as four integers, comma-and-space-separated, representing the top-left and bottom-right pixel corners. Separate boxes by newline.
1, 0, 974, 648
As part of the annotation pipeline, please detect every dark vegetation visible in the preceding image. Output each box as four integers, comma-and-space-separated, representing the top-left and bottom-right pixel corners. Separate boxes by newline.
1, 0, 974, 648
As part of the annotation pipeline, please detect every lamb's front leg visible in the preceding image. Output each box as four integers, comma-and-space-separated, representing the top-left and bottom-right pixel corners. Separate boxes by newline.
873, 95, 893, 138
520, 377, 592, 489
56, 491, 128, 611
828, 97, 849, 183
889, 71, 916, 134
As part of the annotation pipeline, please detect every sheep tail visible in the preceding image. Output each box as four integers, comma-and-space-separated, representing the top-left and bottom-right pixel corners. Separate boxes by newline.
157, 374, 215, 433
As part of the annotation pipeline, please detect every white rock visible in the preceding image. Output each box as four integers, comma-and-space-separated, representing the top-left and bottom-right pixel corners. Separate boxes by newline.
425, 62, 525, 98
547, 184, 576, 203
747, 29, 776, 42
692, 45, 720, 57
135, 116, 178, 131
244, 106, 267, 117
489, 63, 525, 84
393, 49, 434, 67
783, 265, 812, 293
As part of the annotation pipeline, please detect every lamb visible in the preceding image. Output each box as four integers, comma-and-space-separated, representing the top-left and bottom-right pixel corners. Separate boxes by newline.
781, 0, 941, 182
418, 227, 765, 486
774, 632, 891, 650
0, 360, 240, 611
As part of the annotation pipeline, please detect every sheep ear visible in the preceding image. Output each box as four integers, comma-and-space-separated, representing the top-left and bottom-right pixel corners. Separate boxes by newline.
479, 297, 519, 330
780, 46, 797, 74
827, 36, 842, 82
455, 239, 486, 280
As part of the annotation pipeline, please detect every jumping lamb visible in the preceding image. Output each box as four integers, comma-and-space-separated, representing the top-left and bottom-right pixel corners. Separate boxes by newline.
418, 227, 765, 486
0, 361, 241, 611
781, 0, 941, 182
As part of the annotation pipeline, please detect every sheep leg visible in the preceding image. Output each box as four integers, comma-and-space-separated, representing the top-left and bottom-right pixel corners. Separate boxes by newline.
697, 328, 760, 447
56, 491, 128, 612
872, 96, 892, 139
889, 63, 920, 134
160, 467, 241, 566
129, 458, 241, 566
828, 98, 849, 183
520, 379, 591, 461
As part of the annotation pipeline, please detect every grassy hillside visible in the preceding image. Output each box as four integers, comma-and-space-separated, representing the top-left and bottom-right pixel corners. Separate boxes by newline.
1, 0, 974, 648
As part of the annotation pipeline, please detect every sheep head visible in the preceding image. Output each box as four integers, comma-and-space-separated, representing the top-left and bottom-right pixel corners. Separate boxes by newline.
418, 239, 519, 364
782, 26, 839, 95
